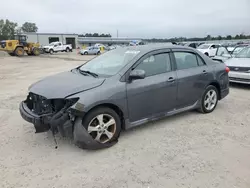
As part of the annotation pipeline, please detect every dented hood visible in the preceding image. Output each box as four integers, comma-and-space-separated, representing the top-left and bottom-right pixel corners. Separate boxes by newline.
29, 71, 105, 99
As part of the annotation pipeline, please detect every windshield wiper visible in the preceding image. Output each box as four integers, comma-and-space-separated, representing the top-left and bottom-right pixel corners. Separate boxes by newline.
79, 69, 98, 78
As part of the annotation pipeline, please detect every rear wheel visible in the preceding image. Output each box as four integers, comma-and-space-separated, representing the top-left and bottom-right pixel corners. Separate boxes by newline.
66, 48, 70, 52
199, 85, 218, 113
97, 51, 101, 55
81, 107, 121, 144
84, 52, 88, 55
15, 47, 24, 57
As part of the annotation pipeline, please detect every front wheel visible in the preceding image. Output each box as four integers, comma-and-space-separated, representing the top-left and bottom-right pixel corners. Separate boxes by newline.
81, 107, 121, 144
66, 48, 70, 52
97, 51, 101, 55
32, 47, 40, 56
49, 49, 54, 54
199, 85, 218, 113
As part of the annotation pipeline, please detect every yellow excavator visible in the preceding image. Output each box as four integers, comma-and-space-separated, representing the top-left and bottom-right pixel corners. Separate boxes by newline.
0, 34, 40, 57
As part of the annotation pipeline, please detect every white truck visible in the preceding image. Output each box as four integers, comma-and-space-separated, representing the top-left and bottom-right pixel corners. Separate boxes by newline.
43, 42, 73, 54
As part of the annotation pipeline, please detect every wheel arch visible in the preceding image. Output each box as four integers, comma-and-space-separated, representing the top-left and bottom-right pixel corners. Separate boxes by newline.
15, 45, 24, 50
208, 81, 221, 99
84, 103, 125, 129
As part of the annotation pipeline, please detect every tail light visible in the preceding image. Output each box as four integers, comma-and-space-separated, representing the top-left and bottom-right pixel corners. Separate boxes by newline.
226, 67, 230, 73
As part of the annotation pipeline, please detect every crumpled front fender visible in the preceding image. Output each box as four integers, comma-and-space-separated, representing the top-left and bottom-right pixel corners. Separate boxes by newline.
73, 118, 118, 150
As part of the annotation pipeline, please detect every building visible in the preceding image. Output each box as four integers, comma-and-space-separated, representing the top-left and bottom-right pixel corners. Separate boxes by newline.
24, 32, 143, 48
78, 37, 143, 46
24, 33, 78, 49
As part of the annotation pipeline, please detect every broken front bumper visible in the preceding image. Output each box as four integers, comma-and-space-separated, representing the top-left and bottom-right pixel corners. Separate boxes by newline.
19, 101, 51, 133
19, 101, 117, 149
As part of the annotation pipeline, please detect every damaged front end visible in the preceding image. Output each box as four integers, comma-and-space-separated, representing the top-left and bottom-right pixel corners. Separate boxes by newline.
19, 92, 117, 149
20, 92, 78, 137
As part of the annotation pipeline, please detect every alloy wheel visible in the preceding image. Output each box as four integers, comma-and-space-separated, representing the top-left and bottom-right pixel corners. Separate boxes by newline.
204, 89, 217, 111
87, 114, 116, 143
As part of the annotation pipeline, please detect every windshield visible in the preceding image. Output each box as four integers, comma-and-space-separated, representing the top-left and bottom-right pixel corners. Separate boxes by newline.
197, 44, 211, 49
79, 48, 140, 76
232, 46, 245, 55
235, 47, 250, 58
49, 42, 56, 46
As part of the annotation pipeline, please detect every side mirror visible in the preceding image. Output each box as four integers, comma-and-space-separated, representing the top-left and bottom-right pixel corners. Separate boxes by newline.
129, 69, 145, 80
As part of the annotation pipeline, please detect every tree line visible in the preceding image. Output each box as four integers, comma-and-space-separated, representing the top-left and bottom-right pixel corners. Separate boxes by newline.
0, 18, 249, 42
0, 19, 38, 40
146, 34, 250, 43
78, 33, 112, 37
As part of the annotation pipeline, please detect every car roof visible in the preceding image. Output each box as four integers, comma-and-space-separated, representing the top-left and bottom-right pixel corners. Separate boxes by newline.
123, 44, 195, 53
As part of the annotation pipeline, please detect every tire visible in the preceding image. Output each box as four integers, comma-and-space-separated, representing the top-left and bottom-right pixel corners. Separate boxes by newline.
204, 52, 209, 56
32, 47, 40, 56
198, 85, 219, 113
49, 49, 54, 54
97, 51, 101, 55
84, 52, 88, 55
81, 107, 121, 144
66, 48, 70, 52
15, 47, 24, 57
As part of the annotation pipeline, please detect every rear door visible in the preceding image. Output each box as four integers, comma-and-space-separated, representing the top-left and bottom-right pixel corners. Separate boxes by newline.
54, 42, 63, 51
90, 47, 97, 54
172, 49, 213, 108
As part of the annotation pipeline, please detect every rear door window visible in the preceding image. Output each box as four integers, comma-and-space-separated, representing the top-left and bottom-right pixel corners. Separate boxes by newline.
174, 52, 199, 70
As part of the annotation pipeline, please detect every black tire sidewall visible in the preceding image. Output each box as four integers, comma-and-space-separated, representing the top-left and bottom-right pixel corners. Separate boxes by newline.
84, 52, 88, 55
81, 107, 121, 143
200, 85, 218, 113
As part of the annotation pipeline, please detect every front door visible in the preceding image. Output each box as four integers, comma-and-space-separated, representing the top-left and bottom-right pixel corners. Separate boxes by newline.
172, 50, 212, 108
126, 50, 177, 122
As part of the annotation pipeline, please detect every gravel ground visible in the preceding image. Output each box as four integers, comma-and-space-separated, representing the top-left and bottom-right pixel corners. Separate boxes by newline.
0, 55, 250, 188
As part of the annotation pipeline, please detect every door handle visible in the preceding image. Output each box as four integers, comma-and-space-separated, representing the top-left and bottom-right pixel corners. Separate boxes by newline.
202, 70, 208, 74
167, 77, 175, 82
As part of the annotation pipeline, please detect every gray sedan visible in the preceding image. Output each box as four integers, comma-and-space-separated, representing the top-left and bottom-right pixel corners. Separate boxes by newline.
225, 46, 250, 84
19, 45, 229, 149
80, 46, 101, 55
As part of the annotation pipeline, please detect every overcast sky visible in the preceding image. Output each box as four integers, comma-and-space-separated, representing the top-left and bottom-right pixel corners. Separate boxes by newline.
1, 0, 250, 38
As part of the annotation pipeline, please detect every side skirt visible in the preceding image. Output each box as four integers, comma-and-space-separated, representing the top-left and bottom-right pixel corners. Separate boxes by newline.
125, 101, 199, 130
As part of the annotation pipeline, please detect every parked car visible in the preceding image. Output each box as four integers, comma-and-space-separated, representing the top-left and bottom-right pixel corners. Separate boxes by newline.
184, 42, 199, 48
80, 46, 101, 55
231, 44, 249, 56
19, 45, 229, 149
197, 43, 221, 57
109, 46, 116, 50
212, 46, 232, 63
224, 46, 250, 84
43, 42, 72, 54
